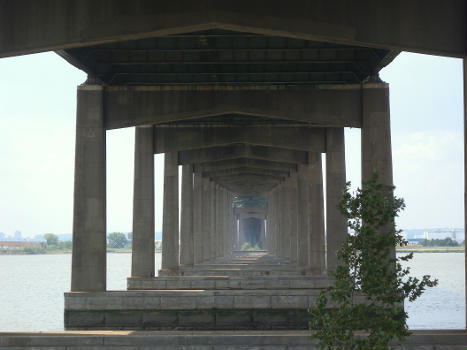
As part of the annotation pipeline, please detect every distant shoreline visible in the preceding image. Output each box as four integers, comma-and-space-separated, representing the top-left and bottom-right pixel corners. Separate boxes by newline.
0, 248, 162, 255
396, 247, 464, 253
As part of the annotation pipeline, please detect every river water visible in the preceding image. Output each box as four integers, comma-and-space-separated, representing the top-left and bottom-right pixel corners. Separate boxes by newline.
0, 252, 464, 331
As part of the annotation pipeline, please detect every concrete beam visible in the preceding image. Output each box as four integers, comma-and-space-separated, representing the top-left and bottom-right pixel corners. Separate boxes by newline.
203, 167, 290, 179
178, 144, 308, 165
153, 126, 325, 153
195, 158, 297, 173
1, 1, 464, 58
104, 85, 361, 129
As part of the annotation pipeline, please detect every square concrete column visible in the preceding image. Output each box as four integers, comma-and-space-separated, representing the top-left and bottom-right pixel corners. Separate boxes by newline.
160, 151, 179, 274
193, 168, 203, 264
71, 84, 106, 292
277, 184, 285, 258
131, 126, 155, 278
180, 164, 194, 266
217, 186, 224, 257
309, 152, 326, 275
260, 219, 266, 250
201, 176, 211, 261
362, 80, 394, 260
210, 181, 217, 259
296, 163, 310, 269
287, 173, 298, 263
326, 127, 347, 272
463, 59, 467, 326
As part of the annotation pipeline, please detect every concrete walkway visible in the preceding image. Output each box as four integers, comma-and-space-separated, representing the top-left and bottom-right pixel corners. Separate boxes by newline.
0, 330, 465, 349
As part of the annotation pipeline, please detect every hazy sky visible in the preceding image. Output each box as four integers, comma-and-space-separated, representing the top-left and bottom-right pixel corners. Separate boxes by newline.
0, 51, 463, 237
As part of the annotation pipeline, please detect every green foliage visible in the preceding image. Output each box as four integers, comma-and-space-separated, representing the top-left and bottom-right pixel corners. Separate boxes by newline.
418, 237, 459, 247
309, 173, 438, 350
241, 242, 261, 251
43, 233, 59, 246
107, 232, 129, 249
241, 242, 252, 251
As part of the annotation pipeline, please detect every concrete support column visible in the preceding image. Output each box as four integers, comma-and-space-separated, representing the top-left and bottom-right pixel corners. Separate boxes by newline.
271, 188, 278, 255
180, 164, 194, 266
210, 181, 217, 259
296, 163, 310, 269
288, 173, 298, 263
193, 168, 203, 264
201, 176, 211, 261
463, 58, 467, 326
326, 127, 347, 272
71, 84, 106, 292
362, 81, 394, 260
131, 126, 155, 278
260, 219, 266, 250
161, 152, 179, 274
278, 184, 285, 258
309, 153, 326, 275
215, 184, 224, 257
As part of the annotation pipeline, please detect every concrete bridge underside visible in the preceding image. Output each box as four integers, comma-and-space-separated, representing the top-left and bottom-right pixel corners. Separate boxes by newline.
0, 1, 466, 347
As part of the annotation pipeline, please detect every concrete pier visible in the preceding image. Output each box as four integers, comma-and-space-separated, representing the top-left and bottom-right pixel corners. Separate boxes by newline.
325, 128, 347, 272
160, 152, 179, 275
308, 153, 326, 275
131, 126, 155, 278
71, 84, 106, 292
180, 164, 194, 266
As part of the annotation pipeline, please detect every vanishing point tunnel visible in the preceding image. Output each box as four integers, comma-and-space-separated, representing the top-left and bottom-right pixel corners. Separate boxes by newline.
0, 0, 465, 332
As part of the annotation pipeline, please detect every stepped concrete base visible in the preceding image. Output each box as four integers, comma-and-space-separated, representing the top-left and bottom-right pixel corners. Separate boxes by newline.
1, 330, 465, 350
65, 289, 350, 330
127, 276, 332, 290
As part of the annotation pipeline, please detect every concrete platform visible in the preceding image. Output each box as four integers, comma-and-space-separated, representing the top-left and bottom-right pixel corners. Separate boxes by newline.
0, 330, 465, 350
65, 289, 355, 330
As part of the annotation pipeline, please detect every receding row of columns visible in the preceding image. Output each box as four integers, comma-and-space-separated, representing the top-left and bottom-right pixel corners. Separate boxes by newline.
70, 81, 393, 291
266, 151, 328, 274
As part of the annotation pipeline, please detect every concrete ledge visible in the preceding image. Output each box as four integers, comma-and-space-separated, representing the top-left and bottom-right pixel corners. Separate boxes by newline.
127, 276, 332, 290
0, 330, 465, 350
65, 290, 344, 311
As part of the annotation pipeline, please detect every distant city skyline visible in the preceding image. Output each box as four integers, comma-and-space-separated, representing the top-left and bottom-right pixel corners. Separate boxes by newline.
0, 51, 464, 237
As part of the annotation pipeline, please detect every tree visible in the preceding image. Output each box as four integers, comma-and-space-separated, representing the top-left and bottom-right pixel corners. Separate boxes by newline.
309, 173, 437, 350
43, 233, 59, 246
107, 232, 128, 249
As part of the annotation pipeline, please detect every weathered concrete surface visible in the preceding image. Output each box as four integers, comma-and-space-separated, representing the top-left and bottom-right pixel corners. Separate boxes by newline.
308, 153, 326, 275
160, 152, 179, 274
198, 158, 296, 173
179, 144, 309, 165
127, 275, 332, 290
193, 168, 203, 264
325, 128, 347, 272
154, 126, 326, 153
180, 164, 194, 266
0, 330, 465, 350
1, 1, 464, 58
71, 84, 106, 292
105, 85, 362, 129
131, 126, 155, 278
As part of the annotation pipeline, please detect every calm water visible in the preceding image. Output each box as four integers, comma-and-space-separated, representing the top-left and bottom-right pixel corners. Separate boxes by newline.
0, 252, 464, 331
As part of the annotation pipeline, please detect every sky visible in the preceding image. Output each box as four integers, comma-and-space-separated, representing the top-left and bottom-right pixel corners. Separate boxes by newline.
0, 51, 464, 237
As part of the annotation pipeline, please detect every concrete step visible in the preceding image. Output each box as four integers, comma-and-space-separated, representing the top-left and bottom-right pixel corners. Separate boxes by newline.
64, 289, 339, 330
127, 276, 332, 290
1, 330, 465, 350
